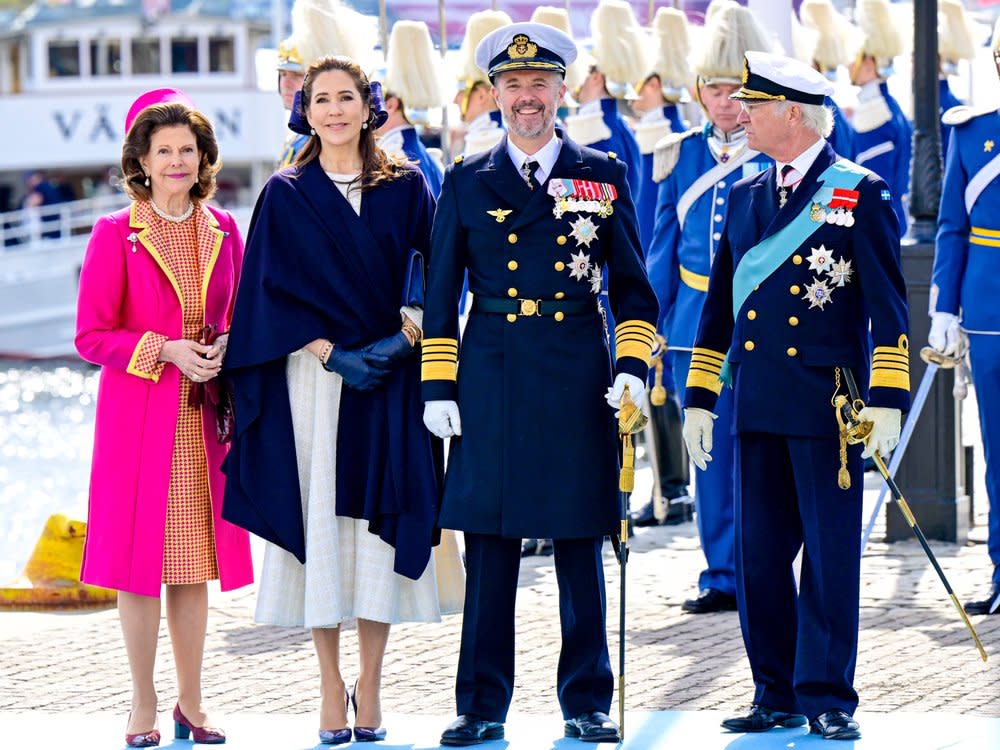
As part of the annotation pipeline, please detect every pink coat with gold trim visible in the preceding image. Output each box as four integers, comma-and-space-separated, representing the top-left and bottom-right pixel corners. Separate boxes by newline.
75, 202, 253, 597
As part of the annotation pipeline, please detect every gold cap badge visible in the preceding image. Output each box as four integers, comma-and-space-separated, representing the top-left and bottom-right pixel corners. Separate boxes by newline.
508, 34, 538, 60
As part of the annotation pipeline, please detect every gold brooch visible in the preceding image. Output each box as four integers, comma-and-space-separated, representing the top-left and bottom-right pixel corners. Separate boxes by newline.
487, 208, 513, 223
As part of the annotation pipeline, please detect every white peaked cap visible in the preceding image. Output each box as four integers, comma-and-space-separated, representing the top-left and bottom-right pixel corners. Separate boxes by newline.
856, 0, 904, 63
732, 50, 835, 104
693, 3, 774, 84
456, 10, 512, 86
530, 6, 588, 93
383, 21, 448, 110
650, 7, 692, 90
475, 21, 578, 79
590, 0, 652, 95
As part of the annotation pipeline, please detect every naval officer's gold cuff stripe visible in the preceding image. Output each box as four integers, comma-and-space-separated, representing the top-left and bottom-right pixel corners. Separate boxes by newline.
691, 347, 726, 363
616, 342, 653, 366
422, 361, 458, 382
615, 320, 657, 336
870, 370, 910, 390
687, 369, 723, 394
679, 265, 710, 292
423, 338, 458, 350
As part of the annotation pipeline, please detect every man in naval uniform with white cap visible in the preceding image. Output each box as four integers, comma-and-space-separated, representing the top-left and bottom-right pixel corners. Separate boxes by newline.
421, 20, 658, 747
683, 51, 909, 741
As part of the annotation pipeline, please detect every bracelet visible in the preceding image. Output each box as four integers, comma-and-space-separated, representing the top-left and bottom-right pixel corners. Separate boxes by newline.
401, 319, 422, 346
318, 340, 333, 364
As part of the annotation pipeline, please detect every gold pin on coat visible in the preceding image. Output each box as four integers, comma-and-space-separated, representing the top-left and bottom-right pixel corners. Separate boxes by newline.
487, 208, 513, 223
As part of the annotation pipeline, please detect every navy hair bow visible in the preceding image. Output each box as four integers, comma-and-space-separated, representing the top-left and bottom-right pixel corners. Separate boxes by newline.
369, 81, 390, 129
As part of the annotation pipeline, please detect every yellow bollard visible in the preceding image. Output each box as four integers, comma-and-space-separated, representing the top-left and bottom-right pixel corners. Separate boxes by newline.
0, 514, 117, 611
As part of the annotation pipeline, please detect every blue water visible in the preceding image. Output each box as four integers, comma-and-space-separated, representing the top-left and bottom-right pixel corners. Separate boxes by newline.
0, 360, 98, 579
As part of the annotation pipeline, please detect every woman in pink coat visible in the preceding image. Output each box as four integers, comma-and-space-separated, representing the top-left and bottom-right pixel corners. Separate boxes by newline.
75, 88, 253, 747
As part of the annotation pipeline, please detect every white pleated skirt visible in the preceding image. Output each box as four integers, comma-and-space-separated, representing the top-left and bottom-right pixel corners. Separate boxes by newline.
255, 351, 445, 628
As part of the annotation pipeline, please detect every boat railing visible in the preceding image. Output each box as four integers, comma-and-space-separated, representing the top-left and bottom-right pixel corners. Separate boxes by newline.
0, 195, 128, 252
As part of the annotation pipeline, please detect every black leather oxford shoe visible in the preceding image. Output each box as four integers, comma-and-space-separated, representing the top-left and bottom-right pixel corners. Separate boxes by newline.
682, 588, 737, 614
721, 704, 807, 733
564, 711, 620, 743
964, 586, 1000, 615
440, 715, 504, 746
810, 709, 861, 740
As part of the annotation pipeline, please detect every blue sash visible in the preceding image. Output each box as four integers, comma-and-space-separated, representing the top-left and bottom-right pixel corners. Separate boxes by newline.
720, 160, 869, 385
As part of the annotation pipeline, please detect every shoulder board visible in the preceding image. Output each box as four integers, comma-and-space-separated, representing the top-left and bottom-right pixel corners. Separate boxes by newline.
942, 103, 1000, 128
453, 154, 464, 164
652, 129, 699, 183
608, 151, 617, 160
852, 96, 892, 134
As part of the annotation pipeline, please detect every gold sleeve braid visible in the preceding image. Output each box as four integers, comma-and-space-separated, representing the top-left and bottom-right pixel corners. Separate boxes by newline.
686, 347, 725, 395
614, 320, 657, 365
870, 334, 910, 391
421, 337, 459, 382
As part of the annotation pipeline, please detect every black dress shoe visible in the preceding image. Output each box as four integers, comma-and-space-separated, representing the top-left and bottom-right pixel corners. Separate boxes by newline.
440, 715, 504, 746
564, 711, 620, 743
663, 493, 694, 525
810, 709, 861, 740
721, 704, 807, 733
631, 500, 662, 527
682, 588, 737, 614
964, 586, 1000, 615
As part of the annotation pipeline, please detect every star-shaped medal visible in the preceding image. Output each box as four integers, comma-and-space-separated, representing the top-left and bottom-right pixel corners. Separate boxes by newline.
568, 250, 592, 281
828, 257, 853, 287
803, 277, 834, 310
806, 244, 834, 272
569, 215, 599, 247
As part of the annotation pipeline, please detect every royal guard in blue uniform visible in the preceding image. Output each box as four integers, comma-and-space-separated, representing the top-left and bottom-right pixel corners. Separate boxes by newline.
421, 22, 658, 746
682, 52, 909, 740
276, 0, 375, 167
849, 0, 911, 236
937, 0, 978, 158
645, 4, 773, 611
453, 10, 510, 158
799, 0, 857, 161
930, 21, 1000, 618
375, 21, 445, 196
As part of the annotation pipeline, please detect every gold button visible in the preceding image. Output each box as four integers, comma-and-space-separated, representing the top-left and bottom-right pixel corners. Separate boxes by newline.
508, 233, 518, 244
788, 316, 799, 326
557, 235, 567, 245
787, 347, 798, 357
792, 255, 803, 265
507, 287, 518, 298
789, 284, 800, 295
555, 291, 565, 299
507, 260, 518, 271
506, 314, 517, 323
554, 261, 566, 271
744, 340, 755, 351
747, 309, 757, 320
554, 311, 565, 322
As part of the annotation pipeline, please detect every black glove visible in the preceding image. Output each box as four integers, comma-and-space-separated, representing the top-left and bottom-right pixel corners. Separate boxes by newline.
323, 347, 390, 391
362, 331, 414, 367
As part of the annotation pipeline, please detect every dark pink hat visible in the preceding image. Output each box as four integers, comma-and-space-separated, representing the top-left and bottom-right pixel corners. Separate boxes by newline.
124, 88, 195, 133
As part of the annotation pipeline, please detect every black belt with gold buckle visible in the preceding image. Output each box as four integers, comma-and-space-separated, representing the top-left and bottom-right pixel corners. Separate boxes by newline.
473, 296, 597, 317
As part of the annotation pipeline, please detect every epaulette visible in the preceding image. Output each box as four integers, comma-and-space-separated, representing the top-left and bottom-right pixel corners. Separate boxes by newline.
608, 151, 617, 160
852, 95, 892, 134
942, 103, 1000, 127
453, 154, 464, 164
652, 129, 698, 183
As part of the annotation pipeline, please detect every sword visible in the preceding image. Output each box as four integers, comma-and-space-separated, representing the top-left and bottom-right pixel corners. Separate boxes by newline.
616, 385, 646, 739
838, 368, 987, 662
861, 344, 969, 550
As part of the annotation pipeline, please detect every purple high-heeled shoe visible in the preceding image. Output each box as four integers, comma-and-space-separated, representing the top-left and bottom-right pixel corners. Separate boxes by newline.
318, 688, 352, 745
125, 710, 160, 748
351, 680, 387, 742
173, 703, 225, 744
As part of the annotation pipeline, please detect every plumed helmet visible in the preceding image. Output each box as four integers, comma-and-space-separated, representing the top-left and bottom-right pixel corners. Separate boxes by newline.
589, 0, 652, 99
382, 21, 448, 110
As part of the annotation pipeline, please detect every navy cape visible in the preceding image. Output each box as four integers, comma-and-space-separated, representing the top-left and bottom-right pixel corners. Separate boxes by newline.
222, 158, 442, 580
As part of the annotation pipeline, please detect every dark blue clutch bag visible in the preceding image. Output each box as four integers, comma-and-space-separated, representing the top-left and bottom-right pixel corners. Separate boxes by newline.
403, 248, 425, 307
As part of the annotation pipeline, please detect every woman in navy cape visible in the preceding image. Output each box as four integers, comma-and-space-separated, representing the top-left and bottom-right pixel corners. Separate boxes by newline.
222, 55, 446, 742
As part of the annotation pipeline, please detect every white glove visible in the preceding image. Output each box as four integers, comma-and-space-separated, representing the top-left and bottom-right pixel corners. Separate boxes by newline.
682, 407, 717, 471
605, 373, 647, 412
928, 312, 961, 356
857, 406, 901, 459
423, 400, 462, 438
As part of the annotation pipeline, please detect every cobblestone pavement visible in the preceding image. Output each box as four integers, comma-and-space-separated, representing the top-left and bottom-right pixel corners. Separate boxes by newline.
1, 478, 997, 722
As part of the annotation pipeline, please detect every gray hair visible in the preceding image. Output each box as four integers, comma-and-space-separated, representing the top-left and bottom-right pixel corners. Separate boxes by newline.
774, 100, 834, 137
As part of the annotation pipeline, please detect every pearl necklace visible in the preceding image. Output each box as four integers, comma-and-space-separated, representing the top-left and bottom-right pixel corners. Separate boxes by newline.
149, 198, 194, 223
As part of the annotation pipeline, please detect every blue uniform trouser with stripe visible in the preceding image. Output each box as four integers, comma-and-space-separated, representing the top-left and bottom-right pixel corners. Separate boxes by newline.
734, 432, 862, 719
672, 350, 736, 596
456, 533, 613, 722
968, 334, 1000, 589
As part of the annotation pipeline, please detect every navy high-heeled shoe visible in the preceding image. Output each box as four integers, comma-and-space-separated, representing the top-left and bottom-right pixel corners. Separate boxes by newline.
351, 680, 387, 742
318, 688, 352, 745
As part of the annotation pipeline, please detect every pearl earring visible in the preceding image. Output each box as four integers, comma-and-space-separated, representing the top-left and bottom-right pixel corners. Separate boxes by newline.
144, 174, 150, 187
310, 127, 316, 135
362, 122, 368, 130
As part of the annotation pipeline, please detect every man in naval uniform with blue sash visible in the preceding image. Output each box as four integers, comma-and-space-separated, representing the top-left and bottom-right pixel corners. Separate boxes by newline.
683, 52, 909, 741
929, 20, 1000, 618
646, 1, 773, 614
421, 21, 658, 746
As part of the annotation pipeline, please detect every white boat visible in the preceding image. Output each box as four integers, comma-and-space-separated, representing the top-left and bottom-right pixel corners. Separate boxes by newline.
0, 0, 286, 358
